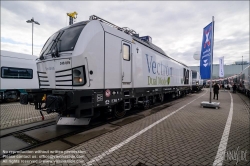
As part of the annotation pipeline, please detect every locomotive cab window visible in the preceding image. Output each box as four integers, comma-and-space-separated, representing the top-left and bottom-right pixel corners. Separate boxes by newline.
59, 25, 85, 52
1, 67, 33, 79
40, 24, 86, 58
192, 72, 197, 79
123, 44, 130, 61
183, 68, 189, 84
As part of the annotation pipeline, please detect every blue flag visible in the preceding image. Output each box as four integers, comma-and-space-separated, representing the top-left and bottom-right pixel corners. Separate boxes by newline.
200, 22, 213, 79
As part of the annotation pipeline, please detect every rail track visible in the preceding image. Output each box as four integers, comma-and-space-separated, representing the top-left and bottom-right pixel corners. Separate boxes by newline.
0, 121, 56, 139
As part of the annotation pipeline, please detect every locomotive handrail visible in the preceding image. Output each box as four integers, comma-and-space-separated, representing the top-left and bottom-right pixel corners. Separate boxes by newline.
89, 15, 123, 31
85, 57, 91, 87
121, 27, 137, 36
89, 15, 137, 36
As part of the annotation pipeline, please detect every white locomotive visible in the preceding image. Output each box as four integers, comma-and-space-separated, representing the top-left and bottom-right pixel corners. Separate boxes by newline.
191, 70, 203, 92
21, 15, 193, 125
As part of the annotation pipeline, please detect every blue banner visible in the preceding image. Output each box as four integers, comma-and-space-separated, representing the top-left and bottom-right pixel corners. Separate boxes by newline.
200, 22, 213, 79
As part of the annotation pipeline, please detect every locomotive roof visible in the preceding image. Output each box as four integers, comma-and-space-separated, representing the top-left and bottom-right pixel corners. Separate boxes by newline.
63, 19, 188, 68
59, 21, 89, 31
132, 36, 166, 55
132, 36, 188, 67
1, 50, 37, 60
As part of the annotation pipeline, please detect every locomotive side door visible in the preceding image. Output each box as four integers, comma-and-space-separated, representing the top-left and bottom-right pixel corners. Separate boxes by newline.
121, 41, 132, 84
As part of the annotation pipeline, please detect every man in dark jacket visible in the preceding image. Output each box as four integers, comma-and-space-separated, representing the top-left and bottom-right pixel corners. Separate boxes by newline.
233, 83, 237, 93
213, 83, 219, 100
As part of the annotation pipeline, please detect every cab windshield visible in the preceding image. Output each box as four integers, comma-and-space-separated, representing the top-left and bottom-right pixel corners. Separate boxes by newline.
192, 72, 197, 79
39, 24, 86, 59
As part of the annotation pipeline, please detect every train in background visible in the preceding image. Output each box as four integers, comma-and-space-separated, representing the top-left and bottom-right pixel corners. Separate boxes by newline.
0, 50, 39, 102
230, 65, 250, 97
191, 70, 203, 92
205, 65, 250, 98
20, 15, 203, 125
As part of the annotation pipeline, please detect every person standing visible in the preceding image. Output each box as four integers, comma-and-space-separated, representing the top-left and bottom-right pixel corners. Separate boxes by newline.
233, 83, 237, 93
213, 83, 219, 100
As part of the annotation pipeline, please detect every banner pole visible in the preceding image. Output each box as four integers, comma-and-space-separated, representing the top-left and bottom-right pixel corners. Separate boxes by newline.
224, 76, 225, 91
223, 57, 225, 91
209, 16, 214, 103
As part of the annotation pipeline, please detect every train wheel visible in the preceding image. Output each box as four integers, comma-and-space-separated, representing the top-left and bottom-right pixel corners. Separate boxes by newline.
151, 95, 156, 105
154, 95, 157, 104
113, 102, 127, 119
180, 91, 185, 97
142, 99, 150, 110
6, 96, 17, 102
158, 94, 164, 103
5, 90, 19, 102
138, 96, 150, 110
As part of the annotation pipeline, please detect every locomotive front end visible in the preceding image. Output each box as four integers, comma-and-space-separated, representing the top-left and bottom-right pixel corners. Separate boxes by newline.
20, 19, 105, 125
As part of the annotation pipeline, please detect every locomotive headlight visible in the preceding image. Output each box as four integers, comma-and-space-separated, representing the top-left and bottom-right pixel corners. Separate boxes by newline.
196, 82, 199, 85
74, 77, 82, 83
73, 69, 81, 76
72, 66, 85, 85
